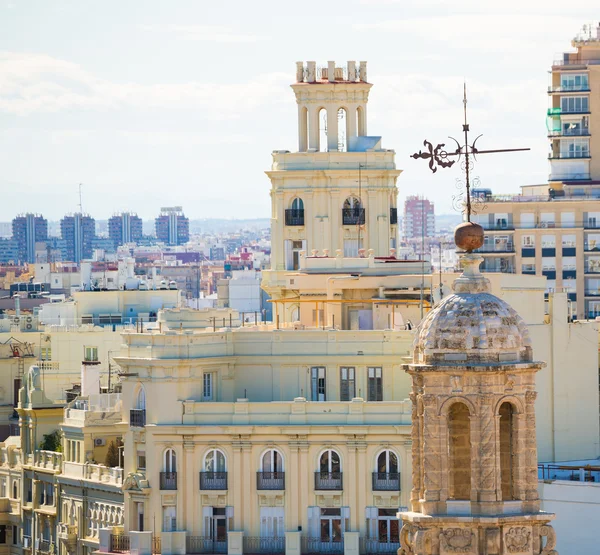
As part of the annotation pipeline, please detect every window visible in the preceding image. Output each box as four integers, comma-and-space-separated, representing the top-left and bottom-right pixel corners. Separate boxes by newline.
560, 138, 589, 158
40, 347, 51, 361
0, 479, 5, 498
367, 367, 383, 401
448, 402, 471, 500
320, 508, 342, 543
163, 506, 176, 532
311, 367, 326, 401
521, 235, 535, 247
12, 526, 17, 546
84, 346, 98, 362
542, 257, 556, 271
135, 386, 146, 410
377, 509, 399, 544
562, 234, 576, 247
563, 257, 576, 271
340, 367, 355, 401
520, 213, 535, 229
291, 198, 304, 211
561, 96, 589, 113
12, 481, 17, 500
561, 73, 588, 90
521, 263, 536, 274
493, 213, 508, 229
137, 451, 146, 470
540, 213, 555, 227
377, 450, 398, 474
204, 449, 226, 472
203, 373, 213, 401
499, 402, 516, 500
261, 450, 283, 472
319, 450, 341, 473
541, 235, 556, 248
164, 449, 176, 473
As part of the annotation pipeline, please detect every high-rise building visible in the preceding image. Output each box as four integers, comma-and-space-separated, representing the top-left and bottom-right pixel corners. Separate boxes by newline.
155, 207, 189, 245
12, 213, 48, 263
548, 22, 600, 184
474, 22, 600, 320
108, 212, 143, 247
60, 213, 96, 263
402, 196, 434, 240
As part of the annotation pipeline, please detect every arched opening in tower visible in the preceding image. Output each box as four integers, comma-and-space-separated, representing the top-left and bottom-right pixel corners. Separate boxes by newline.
499, 402, 516, 500
448, 402, 472, 500
318, 108, 328, 152
357, 106, 365, 136
337, 108, 347, 152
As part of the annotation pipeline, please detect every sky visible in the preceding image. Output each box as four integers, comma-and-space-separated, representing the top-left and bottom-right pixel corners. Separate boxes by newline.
0, 0, 598, 221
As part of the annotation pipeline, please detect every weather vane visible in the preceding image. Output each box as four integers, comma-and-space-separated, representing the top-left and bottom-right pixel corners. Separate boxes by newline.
410, 83, 530, 222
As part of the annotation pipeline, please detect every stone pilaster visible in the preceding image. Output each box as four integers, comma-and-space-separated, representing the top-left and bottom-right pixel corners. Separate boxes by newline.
421, 394, 441, 507
524, 391, 539, 502
477, 394, 496, 502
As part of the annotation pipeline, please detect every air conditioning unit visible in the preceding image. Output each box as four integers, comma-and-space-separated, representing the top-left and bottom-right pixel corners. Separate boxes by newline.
94, 438, 106, 447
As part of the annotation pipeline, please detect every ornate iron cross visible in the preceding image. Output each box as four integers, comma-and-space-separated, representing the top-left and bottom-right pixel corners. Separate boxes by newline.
410, 83, 530, 221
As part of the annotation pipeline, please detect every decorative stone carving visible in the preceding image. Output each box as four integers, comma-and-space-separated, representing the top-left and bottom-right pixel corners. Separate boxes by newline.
122, 472, 149, 491
504, 526, 531, 554
450, 375, 462, 392
485, 527, 500, 555
540, 525, 558, 555
439, 528, 475, 554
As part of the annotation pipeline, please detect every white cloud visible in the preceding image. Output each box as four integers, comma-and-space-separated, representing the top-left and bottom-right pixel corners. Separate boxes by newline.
0, 52, 290, 116
138, 24, 268, 43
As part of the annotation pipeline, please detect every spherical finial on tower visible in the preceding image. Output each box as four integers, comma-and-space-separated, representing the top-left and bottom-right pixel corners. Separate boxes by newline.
454, 221, 484, 252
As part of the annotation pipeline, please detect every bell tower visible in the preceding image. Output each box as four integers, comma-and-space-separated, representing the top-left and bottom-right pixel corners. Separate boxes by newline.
399, 223, 558, 555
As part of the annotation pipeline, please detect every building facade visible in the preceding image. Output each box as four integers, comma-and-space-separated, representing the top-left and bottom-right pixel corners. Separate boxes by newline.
401, 197, 434, 242
60, 215, 96, 264
155, 209, 189, 246
12, 215, 48, 265
108, 214, 143, 248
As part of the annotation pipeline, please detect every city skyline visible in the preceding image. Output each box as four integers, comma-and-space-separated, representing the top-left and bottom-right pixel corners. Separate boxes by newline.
1, 1, 597, 220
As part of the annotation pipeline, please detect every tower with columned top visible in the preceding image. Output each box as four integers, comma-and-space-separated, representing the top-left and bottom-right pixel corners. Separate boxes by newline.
399, 222, 558, 555
263, 61, 404, 311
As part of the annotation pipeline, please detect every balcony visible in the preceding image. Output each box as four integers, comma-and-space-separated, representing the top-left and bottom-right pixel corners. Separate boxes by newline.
301, 537, 344, 554
187, 536, 228, 554
585, 290, 600, 297
548, 85, 591, 93
548, 152, 591, 160
39, 540, 52, 554
199, 471, 227, 490
480, 224, 514, 231
314, 471, 343, 490
476, 243, 514, 253
549, 172, 591, 182
110, 535, 130, 553
390, 208, 398, 225
285, 209, 304, 226
23, 536, 31, 549
256, 471, 285, 490
130, 409, 146, 427
342, 208, 365, 226
160, 471, 177, 490
372, 472, 400, 491
548, 128, 590, 137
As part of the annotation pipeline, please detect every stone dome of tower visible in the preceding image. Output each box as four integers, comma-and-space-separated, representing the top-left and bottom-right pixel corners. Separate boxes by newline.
413, 254, 532, 365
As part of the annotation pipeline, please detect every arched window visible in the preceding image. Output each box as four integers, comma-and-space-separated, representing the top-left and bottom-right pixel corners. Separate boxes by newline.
12, 481, 17, 499
164, 448, 177, 473
376, 450, 398, 475
318, 108, 328, 152
204, 449, 226, 472
290, 305, 300, 322
344, 197, 362, 211
135, 386, 146, 410
291, 198, 304, 211
319, 450, 341, 473
448, 402, 471, 500
261, 449, 284, 473
499, 402, 516, 500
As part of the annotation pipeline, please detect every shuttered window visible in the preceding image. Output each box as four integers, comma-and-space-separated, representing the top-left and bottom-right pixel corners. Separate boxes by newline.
340, 367, 355, 401
311, 367, 326, 401
367, 367, 383, 401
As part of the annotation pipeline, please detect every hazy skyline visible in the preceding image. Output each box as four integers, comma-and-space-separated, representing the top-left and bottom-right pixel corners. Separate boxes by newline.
0, 0, 597, 220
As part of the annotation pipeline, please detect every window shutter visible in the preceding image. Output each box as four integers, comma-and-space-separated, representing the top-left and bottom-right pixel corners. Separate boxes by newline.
226, 506, 234, 519
308, 506, 319, 537
311, 369, 317, 401
376, 376, 383, 401
202, 506, 212, 536
341, 506, 350, 533
367, 377, 375, 401
340, 370, 349, 401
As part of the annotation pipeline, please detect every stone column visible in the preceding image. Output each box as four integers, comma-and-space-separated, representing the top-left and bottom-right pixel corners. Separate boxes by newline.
409, 392, 422, 511
327, 106, 339, 152
477, 394, 497, 502
297, 105, 308, 152
421, 394, 441, 509
227, 531, 243, 555
524, 391, 540, 501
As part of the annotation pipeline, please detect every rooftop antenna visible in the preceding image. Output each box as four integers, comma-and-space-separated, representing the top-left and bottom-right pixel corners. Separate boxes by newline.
78, 183, 83, 214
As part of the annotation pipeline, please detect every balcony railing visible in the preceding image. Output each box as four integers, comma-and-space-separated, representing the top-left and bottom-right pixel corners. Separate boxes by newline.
548, 85, 591, 93
390, 208, 398, 225
479, 224, 515, 231
256, 471, 285, 490
187, 536, 227, 554
160, 471, 177, 490
199, 471, 228, 490
548, 152, 591, 159
548, 128, 590, 137
360, 539, 401, 554
110, 535, 130, 553
552, 58, 600, 67
301, 537, 344, 554
38, 539, 52, 554
285, 209, 305, 226
372, 472, 400, 491
476, 243, 515, 253
243, 536, 285, 554
130, 409, 146, 427
585, 290, 600, 297
314, 471, 343, 490
549, 172, 591, 181
342, 208, 365, 225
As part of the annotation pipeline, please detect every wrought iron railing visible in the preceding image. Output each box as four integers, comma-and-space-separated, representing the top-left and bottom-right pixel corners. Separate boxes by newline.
390, 208, 398, 225
314, 471, 343, 490
153, 536, 161, 554
38, 539, 51, 554
301, 537, 344, 554
243, 536, 285, 554
160, 471, 177, 490
285, 209, 305, 226
360, 538, 401, 553
186, 536, 227, 554
130, 409, 146, 427
342, 208, 365, 226
110, 534, 130, 553
256, 471, 285, 490
372, 472, 400, 491
199, 471, 228, 490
